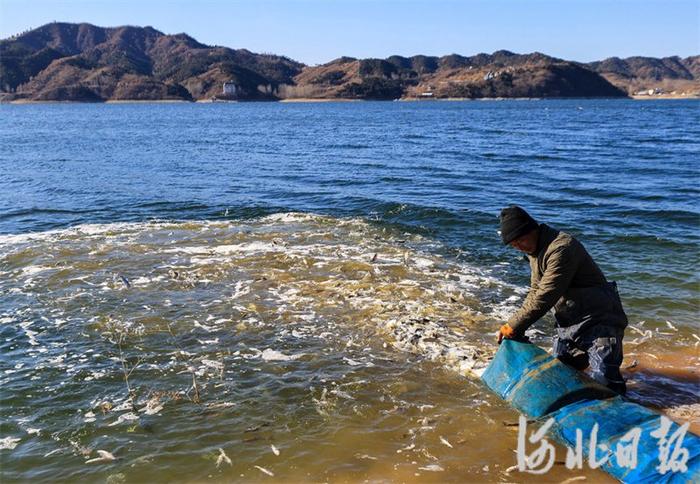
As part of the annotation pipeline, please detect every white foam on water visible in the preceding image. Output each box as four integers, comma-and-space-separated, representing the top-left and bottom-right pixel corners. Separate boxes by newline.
211, 242, 280, 254
162, 246, 210, 255
411, 256, 435, 269
131, 275, 166, 286
0, 437, 21, 450
260, 348, 305, 361
0, 213, 535, 404
21, 265, 53, 276
260, 212, 320, 223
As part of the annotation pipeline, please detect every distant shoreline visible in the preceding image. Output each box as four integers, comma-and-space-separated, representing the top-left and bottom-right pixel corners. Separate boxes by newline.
4, 22, 698, 107
630, 94, 699, 100
278, 98, 362, 103
3, 95, 698, 105
4, 99, 192, 105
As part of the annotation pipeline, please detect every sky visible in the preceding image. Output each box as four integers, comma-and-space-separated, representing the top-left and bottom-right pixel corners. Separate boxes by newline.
0, 0, 698, 65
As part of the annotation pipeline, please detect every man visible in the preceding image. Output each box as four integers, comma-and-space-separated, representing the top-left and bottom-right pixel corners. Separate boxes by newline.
497, 205, 628, 394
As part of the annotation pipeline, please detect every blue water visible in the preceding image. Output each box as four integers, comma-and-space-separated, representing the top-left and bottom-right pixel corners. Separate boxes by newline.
2, 99, 698, 328
1, 99, 699, 482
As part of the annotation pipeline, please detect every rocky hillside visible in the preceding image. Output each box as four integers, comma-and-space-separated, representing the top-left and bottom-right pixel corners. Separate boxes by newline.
586, 56, 700, 95
286, 51, 626, 99
1, 22, 696, 101
0, 22, 303, 101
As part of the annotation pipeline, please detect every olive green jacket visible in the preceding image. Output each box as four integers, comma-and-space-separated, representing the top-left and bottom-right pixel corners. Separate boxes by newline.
508, 224, 627, 336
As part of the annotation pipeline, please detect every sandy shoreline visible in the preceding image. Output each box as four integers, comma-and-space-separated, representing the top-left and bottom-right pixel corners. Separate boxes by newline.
624, 345, 700, 435
630, 94, 700, 100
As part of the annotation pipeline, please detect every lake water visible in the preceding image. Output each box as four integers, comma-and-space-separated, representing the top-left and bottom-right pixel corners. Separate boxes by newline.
1, 99, 698, 482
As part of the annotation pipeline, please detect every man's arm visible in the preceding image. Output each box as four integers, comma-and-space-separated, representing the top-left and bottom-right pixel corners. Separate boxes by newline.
506, 243, 579, 335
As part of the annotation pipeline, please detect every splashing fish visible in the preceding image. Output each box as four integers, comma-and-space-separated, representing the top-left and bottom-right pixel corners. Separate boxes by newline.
216, 448, 232, 468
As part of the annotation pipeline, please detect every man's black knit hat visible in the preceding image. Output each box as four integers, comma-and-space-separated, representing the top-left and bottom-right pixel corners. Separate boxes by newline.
500, 206, 539, 245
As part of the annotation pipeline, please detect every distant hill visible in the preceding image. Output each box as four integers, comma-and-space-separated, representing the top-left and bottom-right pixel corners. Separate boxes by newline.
0, 22, 303, 101
288, 51, 627, 99
1, 22, 697, 102
586, 56, 699, 95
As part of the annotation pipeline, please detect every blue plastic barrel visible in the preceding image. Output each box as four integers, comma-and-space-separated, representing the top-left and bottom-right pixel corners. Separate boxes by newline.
481, 340, 700, 482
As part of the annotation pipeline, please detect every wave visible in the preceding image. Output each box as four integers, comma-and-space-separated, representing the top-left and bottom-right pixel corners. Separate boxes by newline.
0, 207, 97, 221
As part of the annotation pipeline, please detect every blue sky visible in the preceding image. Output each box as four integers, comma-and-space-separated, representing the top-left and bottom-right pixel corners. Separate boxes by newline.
0, 0, 698, 64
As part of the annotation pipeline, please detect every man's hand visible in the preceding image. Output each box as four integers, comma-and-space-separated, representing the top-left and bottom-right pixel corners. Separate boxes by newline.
497, 323, 515, 344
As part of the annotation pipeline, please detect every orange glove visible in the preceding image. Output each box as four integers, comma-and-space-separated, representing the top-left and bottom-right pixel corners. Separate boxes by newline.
497, 323, 515, 344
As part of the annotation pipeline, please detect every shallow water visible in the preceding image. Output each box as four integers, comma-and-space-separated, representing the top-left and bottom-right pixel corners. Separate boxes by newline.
0, 100, 698, 481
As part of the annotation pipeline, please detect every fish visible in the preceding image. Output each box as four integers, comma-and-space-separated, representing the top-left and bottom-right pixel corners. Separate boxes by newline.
216, 448, 232, 468
354, 454, 378, 460
439, 436, 453, 448
271, 444, 280, 456
254, 465, 274, 476
118, 274, 131, 289
43, 448, 62, 457
108, 412, 138, 426
560, 477, 587, 483
85, 450, 116, 464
